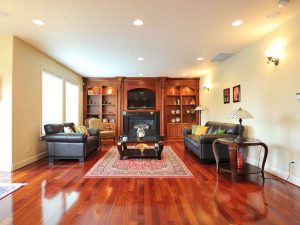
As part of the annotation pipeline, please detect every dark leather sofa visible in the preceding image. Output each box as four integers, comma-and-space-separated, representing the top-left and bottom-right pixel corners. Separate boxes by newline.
43, 123, 99, 163
183, 121, 241, 163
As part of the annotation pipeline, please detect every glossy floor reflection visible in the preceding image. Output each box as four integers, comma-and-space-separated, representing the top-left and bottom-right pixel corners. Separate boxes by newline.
0, 142, 299, 225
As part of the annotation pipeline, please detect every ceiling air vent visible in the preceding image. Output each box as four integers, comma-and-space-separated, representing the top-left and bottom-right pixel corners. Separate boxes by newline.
210, 53, 235, 62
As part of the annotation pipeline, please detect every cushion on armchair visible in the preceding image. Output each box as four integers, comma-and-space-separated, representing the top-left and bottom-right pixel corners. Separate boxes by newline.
86, 118, 115, 140
88, 118, 103, 131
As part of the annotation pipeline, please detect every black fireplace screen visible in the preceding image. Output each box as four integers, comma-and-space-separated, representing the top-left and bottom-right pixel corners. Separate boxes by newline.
123, 111, 160, 137
130, 119, 153, 130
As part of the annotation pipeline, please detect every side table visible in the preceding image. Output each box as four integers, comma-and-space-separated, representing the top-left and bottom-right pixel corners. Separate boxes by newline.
212, 138, 268, 183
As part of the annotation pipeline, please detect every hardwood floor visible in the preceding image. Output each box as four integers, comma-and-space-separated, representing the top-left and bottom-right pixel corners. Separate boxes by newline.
0, 141, 299, 225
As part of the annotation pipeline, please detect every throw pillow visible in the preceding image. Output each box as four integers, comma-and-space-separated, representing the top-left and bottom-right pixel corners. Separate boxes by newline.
64, 127, 74, 133
192, 125, 198, 135
74, 126, 82, 133
194, 126, 208, 135
74, 126, 90, 136
214, 129, 226, 135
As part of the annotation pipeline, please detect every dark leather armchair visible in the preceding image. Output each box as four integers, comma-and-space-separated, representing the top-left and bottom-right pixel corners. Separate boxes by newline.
183, 121, 242, 163
43, 123, 99, 163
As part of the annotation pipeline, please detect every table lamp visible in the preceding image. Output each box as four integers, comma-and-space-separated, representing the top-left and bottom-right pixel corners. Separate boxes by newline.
229, 107, 253, 142
195, 105, 205, 125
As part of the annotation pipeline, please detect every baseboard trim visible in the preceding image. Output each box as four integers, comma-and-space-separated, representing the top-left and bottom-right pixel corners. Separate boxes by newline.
12, 152, 47, 171
247, 157, 300, 187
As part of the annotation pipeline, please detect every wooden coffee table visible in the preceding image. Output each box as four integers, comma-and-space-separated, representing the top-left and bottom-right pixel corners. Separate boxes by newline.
117, 135, 164, 160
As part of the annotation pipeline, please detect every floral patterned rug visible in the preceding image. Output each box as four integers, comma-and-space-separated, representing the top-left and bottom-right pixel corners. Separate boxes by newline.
84, 146, 193, 178
0, 183, 26, 199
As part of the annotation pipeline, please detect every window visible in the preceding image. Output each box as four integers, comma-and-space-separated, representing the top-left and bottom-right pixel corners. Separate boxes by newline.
42, 70, 63, 134
66, 81, 79, 125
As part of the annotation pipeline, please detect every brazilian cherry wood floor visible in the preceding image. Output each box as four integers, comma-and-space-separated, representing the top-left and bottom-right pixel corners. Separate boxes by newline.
0, 141, 299, 225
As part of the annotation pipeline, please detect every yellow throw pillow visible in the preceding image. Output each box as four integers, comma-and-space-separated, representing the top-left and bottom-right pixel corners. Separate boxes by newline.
74, 126, 82, 133
194, 126, 208, 135
75, 126, 90, 136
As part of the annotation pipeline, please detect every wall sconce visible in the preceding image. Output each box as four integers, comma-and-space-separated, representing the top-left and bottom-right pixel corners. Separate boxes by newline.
203, 84, 210, 91
267, 56, 279, 66
265, 39, 285, 67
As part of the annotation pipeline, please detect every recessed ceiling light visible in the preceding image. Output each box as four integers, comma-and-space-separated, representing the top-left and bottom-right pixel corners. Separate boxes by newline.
182, 74, 187, 76
33, 19, 45, 26
139, 73, 144, 76
133, 19, 144, 26
197, 57, 204, 61
137, 57, 144, 61
232, 20, 243, 27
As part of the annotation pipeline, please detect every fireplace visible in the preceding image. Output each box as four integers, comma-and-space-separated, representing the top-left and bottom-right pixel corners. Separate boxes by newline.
123, 111, 160, 138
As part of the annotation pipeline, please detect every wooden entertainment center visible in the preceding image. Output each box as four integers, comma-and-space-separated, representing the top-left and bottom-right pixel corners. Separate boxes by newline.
83, 77, 199, 140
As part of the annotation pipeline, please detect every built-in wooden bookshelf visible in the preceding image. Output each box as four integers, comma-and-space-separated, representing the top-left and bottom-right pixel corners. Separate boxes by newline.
83, 77, 199, 139
85, 83, 118, 134
165, 79, 199, 139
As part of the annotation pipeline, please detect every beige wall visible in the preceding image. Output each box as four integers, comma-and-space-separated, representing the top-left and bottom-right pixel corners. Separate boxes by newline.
11, 37, 83, 170
201, 14, 300, 186
0, 36, 13, 171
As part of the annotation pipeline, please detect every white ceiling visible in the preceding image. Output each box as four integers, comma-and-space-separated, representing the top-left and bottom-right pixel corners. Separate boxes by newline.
0, 0, 300, 77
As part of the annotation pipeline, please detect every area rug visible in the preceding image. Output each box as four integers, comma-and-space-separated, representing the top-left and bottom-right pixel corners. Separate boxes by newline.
84, 146, 193, 178
0, 183, 26, 199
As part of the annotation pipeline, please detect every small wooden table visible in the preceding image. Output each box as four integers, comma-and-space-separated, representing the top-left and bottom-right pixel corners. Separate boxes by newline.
117, 135, 164, 160
212, 138, 268, 183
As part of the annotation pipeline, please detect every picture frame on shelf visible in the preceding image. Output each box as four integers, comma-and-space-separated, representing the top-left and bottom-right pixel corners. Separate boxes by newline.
223, 88, 230, 104
233, 85, 241, 103
87, 90, 94, 95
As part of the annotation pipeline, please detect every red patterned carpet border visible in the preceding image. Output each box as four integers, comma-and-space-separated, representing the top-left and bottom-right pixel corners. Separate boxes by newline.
84, 146, 193, 178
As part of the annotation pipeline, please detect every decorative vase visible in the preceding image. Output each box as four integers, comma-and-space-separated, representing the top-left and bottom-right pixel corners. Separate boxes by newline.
137, 127, 145, 138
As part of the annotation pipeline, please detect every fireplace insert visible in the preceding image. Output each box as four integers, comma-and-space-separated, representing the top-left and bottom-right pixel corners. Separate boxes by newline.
123, 111, 160, 138
127, 88, 155, 110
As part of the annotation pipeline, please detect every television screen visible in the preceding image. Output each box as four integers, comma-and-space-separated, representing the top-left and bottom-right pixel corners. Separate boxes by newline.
127, 88, 155, 109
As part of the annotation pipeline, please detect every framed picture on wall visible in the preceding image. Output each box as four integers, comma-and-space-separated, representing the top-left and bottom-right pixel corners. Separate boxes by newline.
223, 88, 230, 104
233, 85, 241, 103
